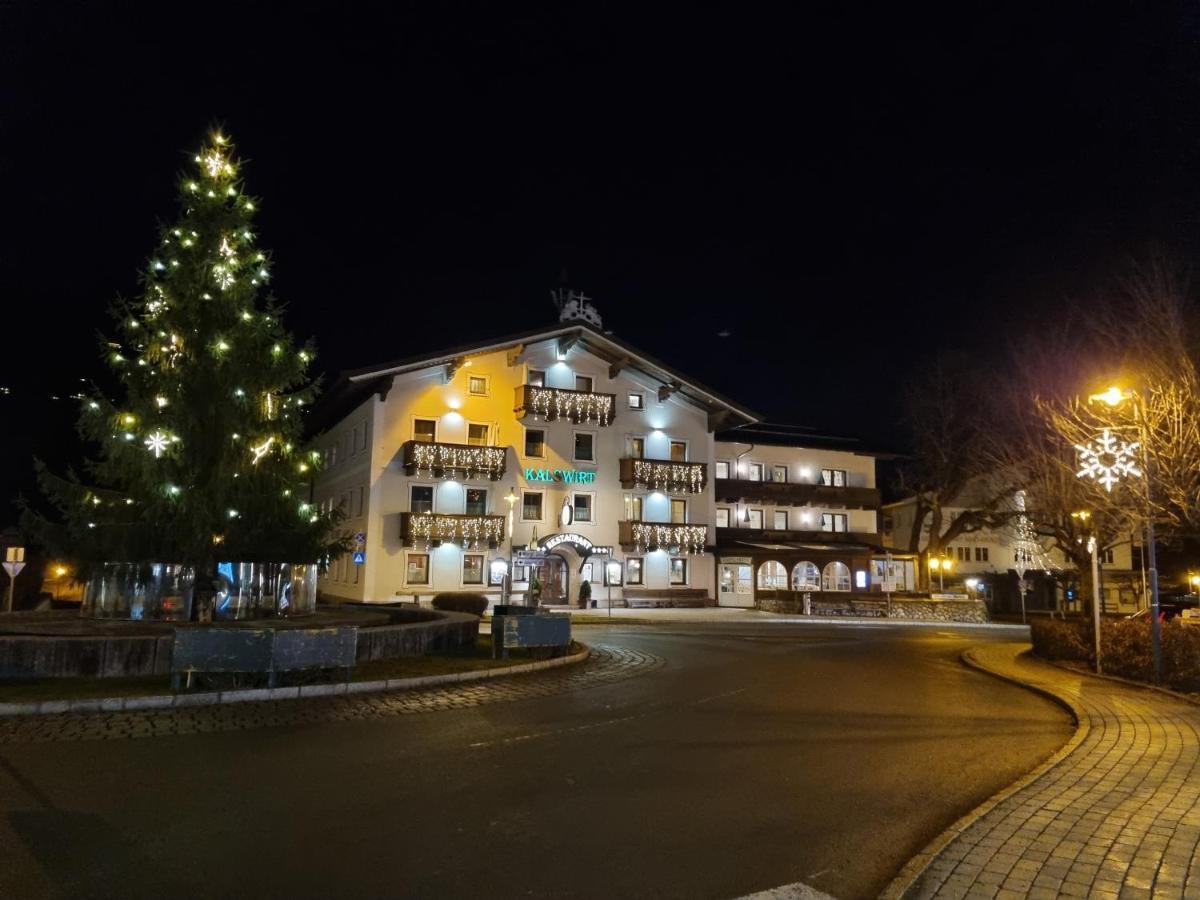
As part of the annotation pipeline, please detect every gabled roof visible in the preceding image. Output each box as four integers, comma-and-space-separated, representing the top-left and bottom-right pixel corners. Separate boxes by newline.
308, 321, 760, 434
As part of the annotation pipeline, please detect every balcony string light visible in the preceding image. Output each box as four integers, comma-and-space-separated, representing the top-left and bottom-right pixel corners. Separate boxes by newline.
632, 460, 705, 493
631, 523, 707, 554
527, 387, 613, 425
409, 514, 505, 549
409, 443, 506, 480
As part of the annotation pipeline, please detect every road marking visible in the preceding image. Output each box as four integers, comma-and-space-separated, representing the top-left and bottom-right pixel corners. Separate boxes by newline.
733, 881, 838, 900
468, 713, 642, 749
692, 687, 747, 705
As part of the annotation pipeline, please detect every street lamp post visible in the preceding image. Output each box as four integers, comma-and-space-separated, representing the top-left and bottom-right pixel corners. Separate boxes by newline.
1082, 386, 1161, 683
504, 488, 518, 606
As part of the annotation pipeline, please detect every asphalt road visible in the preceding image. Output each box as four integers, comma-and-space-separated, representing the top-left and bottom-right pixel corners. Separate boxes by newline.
0, 623, 1072, 900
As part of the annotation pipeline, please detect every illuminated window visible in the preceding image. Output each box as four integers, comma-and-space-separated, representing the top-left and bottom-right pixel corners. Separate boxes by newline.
669, 441, 687, 462
757, 561, 787, 589
626, 558, 643, 584
716, 508, 730, 528
406, 553, 429, 585
748, 463, 763, 482
820, 513, 848, 533
573, 493, 593, 523
822, 561, 851, 592
624, 494, 643, 521
467, 423, 489, 446
465, 488, 488, 516
522, 491, 543, 521
715, 461, 730, 479
462, 554, 484, 585
774, 510, 788, 530
669, 558, 688, 585
628, 392, 644, 410
413, 419, 437, 443
670, 499, 687, 523
468, 375, 489, 396
792, 562, 820, 590
820, 468, 847, 487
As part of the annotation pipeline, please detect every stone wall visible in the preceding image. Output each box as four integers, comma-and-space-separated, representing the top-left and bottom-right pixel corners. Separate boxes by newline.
756, 591, 989, 623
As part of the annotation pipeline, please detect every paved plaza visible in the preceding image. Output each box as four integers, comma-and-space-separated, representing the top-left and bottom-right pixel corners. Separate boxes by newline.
904, 643, 1200, 900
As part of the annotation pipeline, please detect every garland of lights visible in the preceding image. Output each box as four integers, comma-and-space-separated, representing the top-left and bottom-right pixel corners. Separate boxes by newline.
527, 387, 613, 425
408, 514, 505, 548
632, 460, 706, 493
630, 523, 707, 555
408, 443, 506, 480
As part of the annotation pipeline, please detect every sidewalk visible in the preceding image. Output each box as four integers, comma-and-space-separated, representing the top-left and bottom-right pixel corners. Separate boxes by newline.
550, 606, 1029, 629
893, 643, 1200, 900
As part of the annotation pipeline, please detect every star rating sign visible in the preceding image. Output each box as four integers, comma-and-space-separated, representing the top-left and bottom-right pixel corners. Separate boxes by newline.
145, 431, 170, 459
1075, 428, 1142, 492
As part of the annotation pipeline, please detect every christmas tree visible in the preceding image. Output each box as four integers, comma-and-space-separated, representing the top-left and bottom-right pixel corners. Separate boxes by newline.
27, 129, 349, 607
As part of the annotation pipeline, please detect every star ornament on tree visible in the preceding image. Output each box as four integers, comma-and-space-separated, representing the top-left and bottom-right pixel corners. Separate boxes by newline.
144, 431, 170, 459
1075, 428, 1142, 492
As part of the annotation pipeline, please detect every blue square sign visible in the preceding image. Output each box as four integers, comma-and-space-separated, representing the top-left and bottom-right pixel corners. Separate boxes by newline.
352, 551, 366, 565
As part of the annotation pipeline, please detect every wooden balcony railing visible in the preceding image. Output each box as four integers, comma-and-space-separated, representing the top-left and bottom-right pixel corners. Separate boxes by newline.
617, 520, 709, 554
401, 439, 507, 481
514, 384, 617, 426
399, 512, 506, 548
619, 457, 708, 493
713, 478, 881, 509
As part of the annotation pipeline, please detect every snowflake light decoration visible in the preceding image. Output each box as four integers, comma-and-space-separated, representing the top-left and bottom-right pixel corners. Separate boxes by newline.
144, 430, 170, 458
1075, 428, 1142, 492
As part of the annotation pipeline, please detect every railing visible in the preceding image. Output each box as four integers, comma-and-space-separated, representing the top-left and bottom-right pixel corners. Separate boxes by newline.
714, 526, 881, 546
514, 384, 617, 426
618, 520, 709, 554
619, 457, 707, 493
401, 439, 507, 481
399, 513, 506, 548
713, 478, 880, 509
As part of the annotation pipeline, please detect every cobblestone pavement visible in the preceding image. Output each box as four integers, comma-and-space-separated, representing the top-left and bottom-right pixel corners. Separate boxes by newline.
0, 644, 662, 744
906, 642, 1200, 900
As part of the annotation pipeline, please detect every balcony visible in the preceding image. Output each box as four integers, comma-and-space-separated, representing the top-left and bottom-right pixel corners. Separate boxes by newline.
618, 520, 709, 554
619, 457, 708, 493
401, 439, 507, 481
713, 478, 880, 509
514, 384, 617, 426
715, 526, 881, 547
399, 512, 506, 548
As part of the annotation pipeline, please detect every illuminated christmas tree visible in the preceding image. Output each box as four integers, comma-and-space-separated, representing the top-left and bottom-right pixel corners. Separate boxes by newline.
27, 129, 349, 610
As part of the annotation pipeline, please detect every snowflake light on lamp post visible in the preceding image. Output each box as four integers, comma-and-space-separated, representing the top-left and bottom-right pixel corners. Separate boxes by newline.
1075, 428, 1142, 492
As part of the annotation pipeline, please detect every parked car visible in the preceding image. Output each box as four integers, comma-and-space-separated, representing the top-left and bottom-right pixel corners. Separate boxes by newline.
1126, 592, 1200, 621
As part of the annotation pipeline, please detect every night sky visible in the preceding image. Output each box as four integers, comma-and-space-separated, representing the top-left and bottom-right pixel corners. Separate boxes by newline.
2, 2, 1199, 527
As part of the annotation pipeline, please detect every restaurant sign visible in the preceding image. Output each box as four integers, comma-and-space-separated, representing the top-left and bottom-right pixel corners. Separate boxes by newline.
523, 467, 597, 484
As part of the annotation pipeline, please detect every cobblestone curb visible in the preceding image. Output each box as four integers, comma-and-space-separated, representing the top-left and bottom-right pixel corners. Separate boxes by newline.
0, 644, 591, 717
880, 645, 1089, 900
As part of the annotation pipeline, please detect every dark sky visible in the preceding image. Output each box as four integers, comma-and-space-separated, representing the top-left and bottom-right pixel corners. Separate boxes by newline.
2, 2, 1200, 526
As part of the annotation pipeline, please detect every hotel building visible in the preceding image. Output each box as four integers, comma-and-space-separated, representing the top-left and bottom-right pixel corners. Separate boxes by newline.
309, 299, 904, 608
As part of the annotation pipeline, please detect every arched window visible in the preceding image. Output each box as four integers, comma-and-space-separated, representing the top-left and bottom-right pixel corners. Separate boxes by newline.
757, 560, 788, 589
822, 561, 851, 592
792, 561, 820, 590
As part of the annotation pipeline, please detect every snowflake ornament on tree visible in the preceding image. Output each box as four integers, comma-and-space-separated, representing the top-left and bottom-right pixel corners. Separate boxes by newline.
1075, 428, 1142, 492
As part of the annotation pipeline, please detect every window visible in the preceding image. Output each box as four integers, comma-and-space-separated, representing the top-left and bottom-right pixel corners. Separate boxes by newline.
715, 461, 730, 479
410, 485, 434, 514
575, 375, 593, 392
716, 508, 730, 528
574, 431, 595, 462
822, 561, 851, 592
354, 486, 364, 517
820, 513, 848, 533
406, 553, 429, 585
330, 443, 338, 466
1101, 548, 1115, 564
757, 561, 788, 589
580, 562, 594, 583
573, 493, 593, 523
522, 491, 543, 521
957, 546, 970, 562
628, 436, 645, 458
466, 488, 488, 516
670, 499, 687, 524
774, 510, 789, 530
748, 463, 763, 482
528, 369, 545, 387
975, 547, 989, 562
669, 441, 687, 462
468, 375, 489, 396
625, 494, 643, 521
820, 468, 847, 487
626, 558, 644, 585
512, 565, 528, 583
524, 428, 545, 458
792, 561, 820, 590
746, 509, 764, 529
467, 423, 489, 446
669, 558, 688, 585
720, 564, 753, 595
628, 392, 644, 410
604, 561, 622, 586
772, 465, 787, 483
413, 418, 437, 443
462, 554, 484, 585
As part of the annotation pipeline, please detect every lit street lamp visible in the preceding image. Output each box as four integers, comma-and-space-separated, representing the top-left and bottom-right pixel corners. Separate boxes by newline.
1079, 385, 1162, 683
928, 554, 952, 592
1071, 510, 1103, 674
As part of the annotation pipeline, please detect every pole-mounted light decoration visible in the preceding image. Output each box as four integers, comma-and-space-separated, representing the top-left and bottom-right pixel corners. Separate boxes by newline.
1075, 428, 1142, 492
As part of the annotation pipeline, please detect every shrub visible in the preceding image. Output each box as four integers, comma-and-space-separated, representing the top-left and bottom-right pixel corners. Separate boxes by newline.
1030, 617, 1092, 663
431, 593, 488, 617
1031, 615, 1200, 688
578, 580, 592, 608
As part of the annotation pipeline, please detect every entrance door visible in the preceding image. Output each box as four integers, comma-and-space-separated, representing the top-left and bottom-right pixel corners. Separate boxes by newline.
718, 562, 754, 608
530, 556, 569, 605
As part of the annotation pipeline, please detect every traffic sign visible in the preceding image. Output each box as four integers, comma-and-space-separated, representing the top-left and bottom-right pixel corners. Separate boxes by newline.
352, 551, 365, 565
354, 532, 366, 545
2, 561, 24, 579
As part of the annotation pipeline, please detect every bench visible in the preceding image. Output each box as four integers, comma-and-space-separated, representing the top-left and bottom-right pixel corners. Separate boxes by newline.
624, 589, 712, 609
171, 625, 358, 689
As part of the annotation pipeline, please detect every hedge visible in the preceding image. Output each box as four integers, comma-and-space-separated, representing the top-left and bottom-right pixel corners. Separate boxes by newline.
431, 594, 488, 617
1030, 616, 1200, 687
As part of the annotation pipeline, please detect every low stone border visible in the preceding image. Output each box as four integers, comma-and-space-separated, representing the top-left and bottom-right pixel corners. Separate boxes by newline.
0, 643, 590, 717
1043, 655, 1200, 707
879, 645, 1089, 900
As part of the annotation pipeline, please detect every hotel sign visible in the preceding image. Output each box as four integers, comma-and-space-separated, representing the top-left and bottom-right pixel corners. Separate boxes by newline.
523, 467, 597, 484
